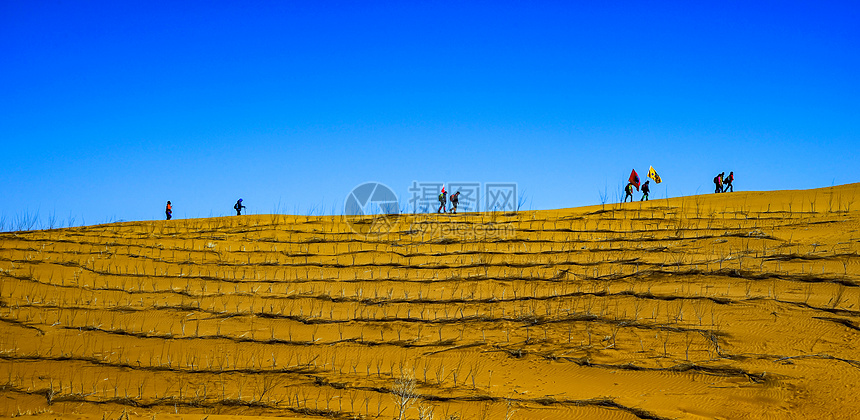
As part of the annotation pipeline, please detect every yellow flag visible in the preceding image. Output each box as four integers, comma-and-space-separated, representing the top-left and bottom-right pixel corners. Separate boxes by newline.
648, 166, 662, 184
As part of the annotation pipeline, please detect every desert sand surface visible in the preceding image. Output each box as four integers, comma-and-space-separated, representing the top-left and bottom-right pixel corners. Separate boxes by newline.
1, 184, 859, 419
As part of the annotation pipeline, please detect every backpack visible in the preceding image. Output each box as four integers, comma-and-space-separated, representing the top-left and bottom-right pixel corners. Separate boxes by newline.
714, 176, 720, 184
438, 193, 445, 202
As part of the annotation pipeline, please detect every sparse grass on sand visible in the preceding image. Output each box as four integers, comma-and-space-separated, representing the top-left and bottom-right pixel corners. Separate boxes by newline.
1, 184, 859, 419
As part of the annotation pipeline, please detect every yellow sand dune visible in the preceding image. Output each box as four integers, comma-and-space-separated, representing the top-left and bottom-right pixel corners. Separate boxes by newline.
1, 184, 859, 419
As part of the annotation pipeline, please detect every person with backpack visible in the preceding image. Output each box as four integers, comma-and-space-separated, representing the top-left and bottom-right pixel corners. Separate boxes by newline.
165, 201, 172, 220
437, 188, 447, 213
640, 181, 650, 201
714, 173, 723, 193
624, 183, 634, 202
234, 199, 245, 215
724, 171, 734, 192
449, 191, 461, 213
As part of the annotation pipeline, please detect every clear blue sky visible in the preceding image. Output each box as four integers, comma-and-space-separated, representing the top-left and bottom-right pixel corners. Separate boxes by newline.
2, 1, 858, 227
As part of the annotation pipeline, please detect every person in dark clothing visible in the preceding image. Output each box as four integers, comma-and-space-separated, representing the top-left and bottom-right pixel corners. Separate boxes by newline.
624, 183, 634, 202
166, 201, 172, 220
640, 181, 650, 201
437, 188, 447, 213
449, 191, 461, 213
714, 173, 723, 193
724, 171, 734, 192
234, 199, 246, 216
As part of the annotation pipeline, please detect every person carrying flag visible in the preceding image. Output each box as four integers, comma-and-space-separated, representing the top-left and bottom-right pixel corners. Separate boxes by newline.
640, 181, 650, 201
624, 183, 635, 202
437, 188, 447, 213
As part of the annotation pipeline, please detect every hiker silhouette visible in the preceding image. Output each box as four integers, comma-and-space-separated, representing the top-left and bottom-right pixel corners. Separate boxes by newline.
624, 183, 634, 202
724, 171, 734, 192
450, 191, 461, 213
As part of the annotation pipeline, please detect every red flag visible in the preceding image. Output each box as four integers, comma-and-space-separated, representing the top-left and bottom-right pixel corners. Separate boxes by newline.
629, 169, 640, 191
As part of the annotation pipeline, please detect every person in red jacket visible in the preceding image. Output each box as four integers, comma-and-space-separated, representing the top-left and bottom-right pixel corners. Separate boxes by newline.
724, 171, 734, 192
165, 201, 172, 220
640, 181, 650, 201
